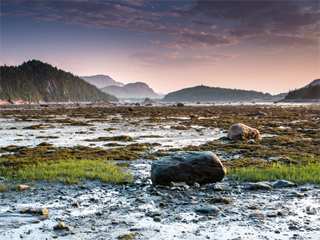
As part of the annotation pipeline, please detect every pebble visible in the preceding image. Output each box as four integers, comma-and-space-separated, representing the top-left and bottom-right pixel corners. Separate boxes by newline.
39, 208, 48, 215
248, 212, 266, 219
244, 182, 271, 190
53, 222, 66, 230
153, 216, 162, 222
195, 205, 221, 214
18, 185, 29, 191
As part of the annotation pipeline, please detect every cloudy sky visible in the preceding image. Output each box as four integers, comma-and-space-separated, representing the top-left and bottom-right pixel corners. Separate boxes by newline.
1, 0, 319, 95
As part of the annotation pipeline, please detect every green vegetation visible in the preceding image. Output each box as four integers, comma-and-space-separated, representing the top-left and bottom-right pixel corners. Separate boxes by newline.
0, 60, 118, 102
285, 82, 320, 100
227, 161, 320, 184
2, 159, 132, 184
0, 183, 9, 192
163, 85, 274, 102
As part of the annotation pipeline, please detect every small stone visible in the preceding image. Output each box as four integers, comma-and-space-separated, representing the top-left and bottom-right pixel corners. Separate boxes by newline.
65, 226, 74, 231
170, 182, 187, 187
267, 213, 277, 218
300, 187, 310, 191
306, 206, 318, 215
175, 216, 183, 221
19, 208, 30, 213
256, 111, 267, 116
159, 202, 166, 207
194, 182, 200, 188
274, 230, 280, 234
246, 139, 256, 144
213, 184, 223, 191
135, 197, 146, 203
53, 222, 66, 230
112, 220, 121, 225
150, 212, 161, 217
195, 205, 221, 214
72, 202, 80, 208
248, 206, 260, 210
277, 211, 290, 216
18, 185, 29, 191
244, 182, 270, 190
29, 208, 38, 213
153, 216, 162, 222
39, 208, 48, 215
130, 228, 140, 231
291, 191, 304, 197
249, 212, 266, 219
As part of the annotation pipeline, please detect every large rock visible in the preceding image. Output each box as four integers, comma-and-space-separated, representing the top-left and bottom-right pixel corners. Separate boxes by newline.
227, 123, 260, 140
151, 151, 226, 186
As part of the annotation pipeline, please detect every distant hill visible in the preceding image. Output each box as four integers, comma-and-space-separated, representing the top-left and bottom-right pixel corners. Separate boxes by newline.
0, 60, 118, 102
284, 79, 320, 101
101, 82, 160, 99
80, 75, 124, 89
163, 85, 273, 102
305, 79, 320, 88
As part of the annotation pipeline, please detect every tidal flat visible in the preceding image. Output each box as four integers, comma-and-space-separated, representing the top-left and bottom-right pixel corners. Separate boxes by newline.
0, 102, 319, 239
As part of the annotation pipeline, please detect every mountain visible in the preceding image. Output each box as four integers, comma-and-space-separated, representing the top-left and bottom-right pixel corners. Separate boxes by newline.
284, 79, 320, 101
305, 79, 320, 88
0, 60, 118, 102
163, 85, 273, 102
100, 82, 160, 99
80, 75, 124, 89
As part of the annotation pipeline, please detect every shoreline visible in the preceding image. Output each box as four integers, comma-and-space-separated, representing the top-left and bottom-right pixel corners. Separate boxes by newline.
0, 104, 319, 239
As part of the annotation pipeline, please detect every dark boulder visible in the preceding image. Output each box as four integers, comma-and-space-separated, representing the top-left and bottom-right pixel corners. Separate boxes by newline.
177, 102, 184, 107
151, 151, 226, 186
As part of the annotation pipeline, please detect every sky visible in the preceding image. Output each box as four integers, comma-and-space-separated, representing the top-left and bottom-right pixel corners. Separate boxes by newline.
1, 0, 319, 95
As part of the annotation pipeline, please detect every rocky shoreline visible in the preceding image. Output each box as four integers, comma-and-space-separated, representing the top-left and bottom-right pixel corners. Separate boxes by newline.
0, 103, 319, 239
1, 159, 319, 240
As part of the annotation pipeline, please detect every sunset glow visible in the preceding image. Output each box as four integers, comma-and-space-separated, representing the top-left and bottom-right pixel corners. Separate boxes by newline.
1, 0, 319, 94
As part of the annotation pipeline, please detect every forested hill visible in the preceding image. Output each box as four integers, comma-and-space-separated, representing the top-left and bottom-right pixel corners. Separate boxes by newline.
284, 79, 320, 100
0, 60, 118, 102
163, 85, 273, 102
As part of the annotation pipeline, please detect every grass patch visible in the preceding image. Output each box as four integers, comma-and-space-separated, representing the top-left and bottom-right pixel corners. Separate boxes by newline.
0, 183, 9, 192
227, 161, 320, 184
2, 159, 133, 184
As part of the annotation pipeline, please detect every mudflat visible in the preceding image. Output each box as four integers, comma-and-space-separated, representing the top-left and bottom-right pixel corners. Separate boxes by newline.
0, 102, 319, 239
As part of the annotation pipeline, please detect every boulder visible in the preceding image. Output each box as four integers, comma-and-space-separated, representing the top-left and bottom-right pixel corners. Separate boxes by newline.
272, 180, 295, 188
151, 151, 226, 186
142, 98, 154, 104
195, 205, 221, 214
227, 123, 260, 140
177, 102, 184, 107
244, 182, 271, 190
256, 111, 267, 116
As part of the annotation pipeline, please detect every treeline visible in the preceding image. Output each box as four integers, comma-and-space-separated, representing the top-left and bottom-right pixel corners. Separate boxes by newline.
285, 84, 320, 100
163, 85, 273, 102
0, 60, 118, 102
